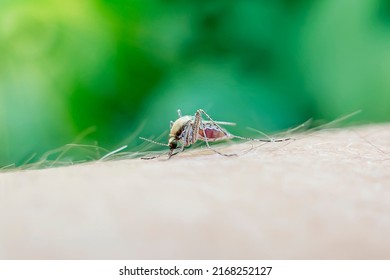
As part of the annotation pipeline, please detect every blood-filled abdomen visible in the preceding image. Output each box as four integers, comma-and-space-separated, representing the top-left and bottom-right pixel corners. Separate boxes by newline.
198, 127, 229, 141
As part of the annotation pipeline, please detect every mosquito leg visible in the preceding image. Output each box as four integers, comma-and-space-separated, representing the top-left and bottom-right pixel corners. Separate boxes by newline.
192, 110, 202, 143
141, 154, 163, 160
177, 109, 182, 118
239, 128, 294, 142
233, 134, 292, 143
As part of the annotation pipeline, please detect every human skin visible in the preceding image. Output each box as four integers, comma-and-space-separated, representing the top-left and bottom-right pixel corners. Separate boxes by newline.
0, 124, 389, 259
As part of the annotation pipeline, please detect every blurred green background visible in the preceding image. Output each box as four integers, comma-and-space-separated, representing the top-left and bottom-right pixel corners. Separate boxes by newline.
1, 0, 390, 167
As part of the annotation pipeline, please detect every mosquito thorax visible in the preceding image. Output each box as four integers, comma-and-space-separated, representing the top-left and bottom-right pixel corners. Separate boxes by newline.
169, 116, 192, 139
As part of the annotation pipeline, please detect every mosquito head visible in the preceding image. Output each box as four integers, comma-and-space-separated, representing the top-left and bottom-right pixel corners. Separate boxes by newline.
168, 136, 178, 150
167, 115, 192, 152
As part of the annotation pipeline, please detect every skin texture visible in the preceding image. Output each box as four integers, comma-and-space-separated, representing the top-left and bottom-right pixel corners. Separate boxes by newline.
0, 124, 389, 259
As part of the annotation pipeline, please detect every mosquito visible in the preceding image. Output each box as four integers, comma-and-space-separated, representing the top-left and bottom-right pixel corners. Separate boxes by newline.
140, 109, 291, 159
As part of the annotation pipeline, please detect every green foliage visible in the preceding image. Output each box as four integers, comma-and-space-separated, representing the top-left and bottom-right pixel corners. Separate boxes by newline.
1, 0, 390, 167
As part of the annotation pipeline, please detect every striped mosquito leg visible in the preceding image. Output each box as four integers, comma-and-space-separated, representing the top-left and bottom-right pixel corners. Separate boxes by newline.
232, 134, 292, 143
192, 110, 202, 144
